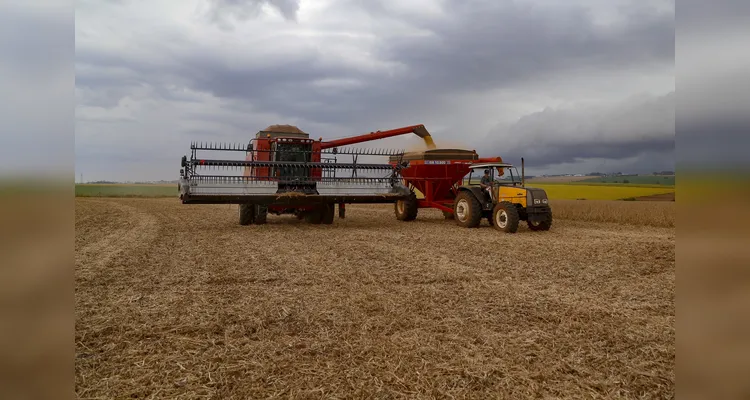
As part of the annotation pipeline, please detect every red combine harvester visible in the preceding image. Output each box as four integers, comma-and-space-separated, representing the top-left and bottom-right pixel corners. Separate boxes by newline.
178, 124, 433, 224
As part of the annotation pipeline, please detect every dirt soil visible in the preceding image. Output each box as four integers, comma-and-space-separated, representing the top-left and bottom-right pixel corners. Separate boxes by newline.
75, 198, 675, 399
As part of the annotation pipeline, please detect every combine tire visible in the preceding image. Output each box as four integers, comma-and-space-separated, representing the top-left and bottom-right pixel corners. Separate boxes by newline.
492, 202, 520, 233
321, 204, 335, 225
305, 209, 323, 224
394, 192, 418, 221
527, 211, 553, 231
254, 205, 268, 225
454, 191, 482, 228
239, 203, 255, 225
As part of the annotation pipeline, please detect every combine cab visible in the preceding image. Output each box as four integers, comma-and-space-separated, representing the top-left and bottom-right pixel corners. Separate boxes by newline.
179, 124, 432, 224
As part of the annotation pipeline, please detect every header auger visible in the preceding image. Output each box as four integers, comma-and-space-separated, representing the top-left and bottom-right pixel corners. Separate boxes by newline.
178, 124, 434, 224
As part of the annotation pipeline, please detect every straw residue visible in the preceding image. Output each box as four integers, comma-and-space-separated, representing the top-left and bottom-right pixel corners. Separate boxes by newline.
75, 198, 675, 399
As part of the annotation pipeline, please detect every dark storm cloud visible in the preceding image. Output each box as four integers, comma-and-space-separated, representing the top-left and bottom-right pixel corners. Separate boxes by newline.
161, 0, 674, 129
74, 0, 676, 179
207, 0, 301, 27
376, 0, 674, 93
485, 92, 675, 168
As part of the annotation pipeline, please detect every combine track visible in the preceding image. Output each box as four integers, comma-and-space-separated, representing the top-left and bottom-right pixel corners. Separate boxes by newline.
75, 198, 675, 399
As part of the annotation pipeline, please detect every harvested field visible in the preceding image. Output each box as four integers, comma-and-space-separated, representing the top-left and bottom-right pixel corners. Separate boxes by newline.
75, 198, 675, 399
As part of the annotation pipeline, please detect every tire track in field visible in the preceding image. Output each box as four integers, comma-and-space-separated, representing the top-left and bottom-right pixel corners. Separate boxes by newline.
75, 200, 158, 281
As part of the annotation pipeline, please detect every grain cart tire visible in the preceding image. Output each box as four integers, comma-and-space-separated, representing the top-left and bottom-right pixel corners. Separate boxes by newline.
239, 203, 255, 225
442, 210, 454, 220
321, 204, 335, 225
527, 211, 552, 231
454, 191, 482, 228
492, 202, 520, 233
254, 205, 268, 225
394, 192, 418, 221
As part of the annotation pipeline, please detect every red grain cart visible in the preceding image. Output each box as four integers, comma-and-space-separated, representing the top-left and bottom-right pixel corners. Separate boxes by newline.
389, 149, 502, 219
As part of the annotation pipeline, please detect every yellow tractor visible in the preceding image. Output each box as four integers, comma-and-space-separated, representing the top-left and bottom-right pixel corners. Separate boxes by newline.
452, 159, 552, 233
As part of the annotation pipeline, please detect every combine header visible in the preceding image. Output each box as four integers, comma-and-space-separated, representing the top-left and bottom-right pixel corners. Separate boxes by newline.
178, 124, 433, 224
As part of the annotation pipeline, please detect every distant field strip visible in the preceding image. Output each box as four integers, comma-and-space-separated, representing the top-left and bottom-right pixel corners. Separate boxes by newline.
76, 184, 176, 198
579, 175, 675, 185
76, 182, 674, 201
528, 184, 674, 200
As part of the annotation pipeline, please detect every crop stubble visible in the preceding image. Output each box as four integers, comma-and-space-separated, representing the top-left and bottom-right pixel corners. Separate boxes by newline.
75, 198, 675, 399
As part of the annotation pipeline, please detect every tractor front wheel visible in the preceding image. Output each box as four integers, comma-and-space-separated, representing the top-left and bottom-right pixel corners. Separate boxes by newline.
454, 191, 482, 228
492, 202, 520, 233
239, 203, 255, 225
527, 211, 552, 231
394, 192, 418, 221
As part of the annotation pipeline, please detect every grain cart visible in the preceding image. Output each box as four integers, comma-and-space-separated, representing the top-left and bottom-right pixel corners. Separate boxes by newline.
389, 150, 553, 233
178, 124, 435, 225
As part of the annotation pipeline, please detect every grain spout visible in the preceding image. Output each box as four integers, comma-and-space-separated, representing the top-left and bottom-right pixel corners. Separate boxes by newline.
423, 135, 437, 149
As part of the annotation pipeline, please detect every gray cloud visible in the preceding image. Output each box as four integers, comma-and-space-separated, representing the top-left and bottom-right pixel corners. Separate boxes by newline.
207, 0, 301, 27
485, 92, 675, 170
0, 2, 73, 176
73, 0, 676, 181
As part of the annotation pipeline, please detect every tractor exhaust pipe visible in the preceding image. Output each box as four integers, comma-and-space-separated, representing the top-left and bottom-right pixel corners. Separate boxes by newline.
521, 157, 525, 187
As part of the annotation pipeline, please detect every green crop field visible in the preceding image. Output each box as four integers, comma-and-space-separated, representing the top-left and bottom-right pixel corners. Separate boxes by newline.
76, 184, 177, 198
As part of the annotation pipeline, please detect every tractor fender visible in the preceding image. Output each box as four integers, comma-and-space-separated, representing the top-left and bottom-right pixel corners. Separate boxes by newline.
457, 186, 485, 202
457, 186, 492, 210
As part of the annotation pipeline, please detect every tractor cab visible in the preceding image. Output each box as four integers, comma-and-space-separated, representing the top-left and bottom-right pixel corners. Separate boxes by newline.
464, 162, 523, 187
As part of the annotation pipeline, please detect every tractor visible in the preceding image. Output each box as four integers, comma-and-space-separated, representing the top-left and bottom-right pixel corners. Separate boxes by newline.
452, 161, 552, 233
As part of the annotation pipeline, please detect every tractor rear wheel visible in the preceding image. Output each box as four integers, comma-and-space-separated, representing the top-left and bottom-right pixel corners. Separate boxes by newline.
394, 192, 418, 221
321, 204, 335, 225
454, 191, 482, 228
254, 205, 268, 225
527, 211, 552, 231
239, 203, 255, 225
492, 202, 520, 233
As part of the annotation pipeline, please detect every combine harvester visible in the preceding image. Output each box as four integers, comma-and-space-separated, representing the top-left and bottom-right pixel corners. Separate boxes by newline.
179, 124, 552, 232
178, 124, 432, 224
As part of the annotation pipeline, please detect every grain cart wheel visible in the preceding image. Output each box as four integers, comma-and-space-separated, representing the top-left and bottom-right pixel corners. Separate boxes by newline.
394, 192, 418, 221
442, 210, 454, 220
527, 210, 553, 231
239, 203, 255, 225
492, 202, 520, 233
453, 191, 482, 228
254, 205, 268, 225
321, 204, 335, 225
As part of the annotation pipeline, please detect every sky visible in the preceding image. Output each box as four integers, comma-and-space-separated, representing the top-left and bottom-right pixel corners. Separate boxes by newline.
8, 0, 684, 180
